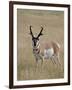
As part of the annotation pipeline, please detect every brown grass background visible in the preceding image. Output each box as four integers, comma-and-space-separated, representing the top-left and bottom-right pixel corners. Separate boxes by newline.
17, 9, 64, 80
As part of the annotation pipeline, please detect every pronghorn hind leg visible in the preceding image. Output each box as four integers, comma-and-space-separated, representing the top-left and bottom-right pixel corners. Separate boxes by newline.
56, 53, 61, 66
54, 53, 62, 70
57, 55, 63, 71
51, 55, 56, 65
57, 57, 62, 69
51, 54, 60, 68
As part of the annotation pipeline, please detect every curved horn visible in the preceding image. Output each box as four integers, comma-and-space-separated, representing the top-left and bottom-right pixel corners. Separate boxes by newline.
30, 26, 34, 38
37, 27, 43, 38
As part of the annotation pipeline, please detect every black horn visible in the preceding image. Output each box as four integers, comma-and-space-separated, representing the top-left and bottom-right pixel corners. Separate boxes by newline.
37, 27, 43, 38
30, 26, 34, 38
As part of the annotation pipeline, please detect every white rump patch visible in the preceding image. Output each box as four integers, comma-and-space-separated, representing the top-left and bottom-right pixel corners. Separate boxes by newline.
44, 48, 54, 59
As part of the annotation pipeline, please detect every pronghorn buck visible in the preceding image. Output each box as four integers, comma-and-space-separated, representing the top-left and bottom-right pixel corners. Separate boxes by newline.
29, 26, 61, 67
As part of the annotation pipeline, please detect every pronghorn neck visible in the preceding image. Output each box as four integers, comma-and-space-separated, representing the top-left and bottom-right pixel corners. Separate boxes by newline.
33, 42, 40, 54
33, 42, 43, 61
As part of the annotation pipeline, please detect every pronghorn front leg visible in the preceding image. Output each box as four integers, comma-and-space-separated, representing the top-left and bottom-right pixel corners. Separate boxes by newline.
35, 58, 38, 72
39, 54, 43, 65
40, 56, 43, 72
37, 54, 43, 72
34, 63, 37, 73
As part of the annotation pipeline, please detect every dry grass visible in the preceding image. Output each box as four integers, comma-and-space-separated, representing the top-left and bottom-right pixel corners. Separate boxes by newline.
17, 9, 64, 80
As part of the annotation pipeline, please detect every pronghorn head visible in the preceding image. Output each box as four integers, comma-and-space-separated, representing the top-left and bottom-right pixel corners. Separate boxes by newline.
30, 26, 43, 48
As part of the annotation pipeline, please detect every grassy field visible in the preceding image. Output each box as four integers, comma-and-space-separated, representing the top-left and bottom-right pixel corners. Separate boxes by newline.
17, 9, 64, 80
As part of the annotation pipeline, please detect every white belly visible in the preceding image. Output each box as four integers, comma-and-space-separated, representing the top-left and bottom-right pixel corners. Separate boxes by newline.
44, 48, 54, 59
